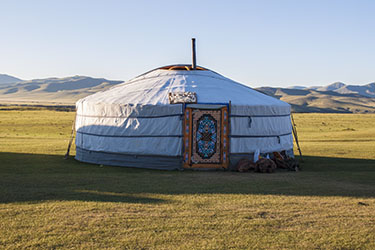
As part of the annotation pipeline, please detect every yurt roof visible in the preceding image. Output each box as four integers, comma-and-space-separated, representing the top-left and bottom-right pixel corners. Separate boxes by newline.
79, 64, 290, 108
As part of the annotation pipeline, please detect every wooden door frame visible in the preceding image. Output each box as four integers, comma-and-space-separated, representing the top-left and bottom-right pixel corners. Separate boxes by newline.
183, 105, 229, 169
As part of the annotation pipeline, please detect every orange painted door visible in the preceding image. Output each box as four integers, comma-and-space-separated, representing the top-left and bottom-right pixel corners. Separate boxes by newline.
183, 106, 229, 169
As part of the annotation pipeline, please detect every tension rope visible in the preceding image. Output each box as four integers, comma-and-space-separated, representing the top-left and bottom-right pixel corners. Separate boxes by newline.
291, 113, 303, 162
64, 112, 76, 159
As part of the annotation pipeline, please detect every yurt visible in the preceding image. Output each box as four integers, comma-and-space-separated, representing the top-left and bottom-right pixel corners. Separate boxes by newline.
74, 41, 294, 170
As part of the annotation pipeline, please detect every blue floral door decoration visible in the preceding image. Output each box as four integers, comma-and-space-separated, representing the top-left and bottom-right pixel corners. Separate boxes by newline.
183, 106, 229, 168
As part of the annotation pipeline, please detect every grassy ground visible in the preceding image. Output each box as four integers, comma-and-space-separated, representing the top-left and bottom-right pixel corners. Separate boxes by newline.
0, 109, 375, 249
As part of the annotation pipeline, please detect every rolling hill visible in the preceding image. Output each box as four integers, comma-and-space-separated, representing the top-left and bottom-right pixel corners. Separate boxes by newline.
314, 82, 375, 98
0, 76, 123, 105
257, 86, 375, 113
0, 74, 23, 85
288, 82, 375, 98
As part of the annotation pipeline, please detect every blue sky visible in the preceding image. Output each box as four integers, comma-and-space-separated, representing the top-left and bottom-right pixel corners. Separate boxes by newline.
1, 0, 374, 87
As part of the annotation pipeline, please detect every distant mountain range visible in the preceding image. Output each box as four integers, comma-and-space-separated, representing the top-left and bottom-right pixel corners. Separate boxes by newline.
289, 82, 375, 98
0, 75, 123, 104
257, 82, 375, 113
0, 74, 374, 113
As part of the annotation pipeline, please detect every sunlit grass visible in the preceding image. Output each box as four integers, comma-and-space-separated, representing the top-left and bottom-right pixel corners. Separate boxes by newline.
0, 109, 375, 249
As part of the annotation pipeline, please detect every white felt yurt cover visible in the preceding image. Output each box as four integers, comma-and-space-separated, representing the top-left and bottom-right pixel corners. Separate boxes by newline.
75, 66, 293, 168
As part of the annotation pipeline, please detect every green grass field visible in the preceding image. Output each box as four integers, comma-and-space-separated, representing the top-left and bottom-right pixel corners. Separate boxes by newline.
1, 108, 375, 249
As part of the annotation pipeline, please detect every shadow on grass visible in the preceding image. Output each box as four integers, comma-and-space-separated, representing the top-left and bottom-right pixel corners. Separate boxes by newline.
0, 152, 374, 204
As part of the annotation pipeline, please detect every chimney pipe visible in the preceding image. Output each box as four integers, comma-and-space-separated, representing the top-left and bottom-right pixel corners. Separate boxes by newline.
192, 38, 196, 70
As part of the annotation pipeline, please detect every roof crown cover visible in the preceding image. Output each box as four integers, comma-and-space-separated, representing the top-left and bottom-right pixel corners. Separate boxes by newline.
79, 65, 290, 108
